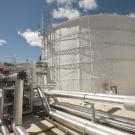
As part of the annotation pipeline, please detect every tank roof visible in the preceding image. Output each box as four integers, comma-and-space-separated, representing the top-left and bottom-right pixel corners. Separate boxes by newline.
53, 14, 135, 30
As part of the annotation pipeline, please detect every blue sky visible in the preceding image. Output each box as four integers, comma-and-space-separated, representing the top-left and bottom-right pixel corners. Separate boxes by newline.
0, 0, 135, 62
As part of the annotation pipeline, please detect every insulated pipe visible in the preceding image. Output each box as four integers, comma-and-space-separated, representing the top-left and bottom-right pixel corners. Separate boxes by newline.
52, 104, 135, 132
13, 126, 29, 135
14, 79, 24, 126
49, 111, 110, 135
36, 87, 132, 135
58, 102, 135, 125
36, 86, 51, 116
44, 90, 126, 99
50, 111, 131, 135
0, 90, 9, 135
0, 89, 2, 98
0, 89, 4, 119
47, 118, 82, 135
13, 71, 27, 126
44, 90, 135, 111
0, 124, 9, 135
56, 111, 133, 135
7, 73, 18, 79
12, 72, 30, 135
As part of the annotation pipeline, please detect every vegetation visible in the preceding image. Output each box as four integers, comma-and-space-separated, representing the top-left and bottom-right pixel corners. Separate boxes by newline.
3, 62, 14, 66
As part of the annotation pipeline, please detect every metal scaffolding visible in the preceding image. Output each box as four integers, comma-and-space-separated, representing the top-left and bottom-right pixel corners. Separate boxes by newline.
40, 14, 135, 95
39, 12, 57, 84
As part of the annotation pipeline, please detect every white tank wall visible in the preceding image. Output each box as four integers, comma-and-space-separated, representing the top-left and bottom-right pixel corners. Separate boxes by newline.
50, 14, 135, 95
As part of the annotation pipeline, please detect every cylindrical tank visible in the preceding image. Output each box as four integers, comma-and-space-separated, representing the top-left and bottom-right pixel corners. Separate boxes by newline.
47, 14, 135, 95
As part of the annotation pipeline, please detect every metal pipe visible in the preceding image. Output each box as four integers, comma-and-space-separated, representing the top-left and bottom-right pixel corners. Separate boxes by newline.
50, 111, 131, 135
14, 79, 24, 126
47, 118, 81, 135
52, 104, 135, 132
50, 111, 109, 135
0, 90, 9, 135
58, 102, 135, 125
36, 87, 132, 135
0, 125, 9, 135
44, 90, 126, 98
36, 85, 50, 116
44, 90, 135, 111
0, 89, 2, 98
0, 89, 4, 119
7, 73, 17, 79
13, 72, 30, 135
56, 111, 132, 135
13, 126, 30, 135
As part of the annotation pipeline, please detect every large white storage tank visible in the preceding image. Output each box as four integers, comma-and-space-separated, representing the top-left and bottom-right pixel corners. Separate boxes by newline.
47, 14, 135, 95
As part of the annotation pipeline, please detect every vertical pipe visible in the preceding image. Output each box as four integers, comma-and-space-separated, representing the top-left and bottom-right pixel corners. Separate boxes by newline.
14, 79, 24, 126
0, 89, 9, 135
0, 89, 4, 119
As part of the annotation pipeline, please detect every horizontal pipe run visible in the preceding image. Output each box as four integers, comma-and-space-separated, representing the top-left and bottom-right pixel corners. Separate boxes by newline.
44, 90, 135, 111
58, 102, 135, 125
56, 111, 133, 135
49, 111, 110, 135
13, 126, 30, 135
52, 104, 135, 132
46, 90, 127, 99
50, 111, 132, 135
47, 118, 81, 135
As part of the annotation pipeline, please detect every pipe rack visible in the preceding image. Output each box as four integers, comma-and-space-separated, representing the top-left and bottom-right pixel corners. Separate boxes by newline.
36, 87, 133, 135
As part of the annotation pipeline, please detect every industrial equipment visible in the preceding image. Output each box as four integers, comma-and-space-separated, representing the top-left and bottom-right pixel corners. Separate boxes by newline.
0, 14, 135, 135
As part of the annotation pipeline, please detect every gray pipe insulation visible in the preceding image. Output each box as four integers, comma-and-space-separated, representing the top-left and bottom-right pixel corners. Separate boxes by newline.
51, 104, 135, 132
43, 90, 135, 111
0, 89, 9, 135
13, 74, 30, 135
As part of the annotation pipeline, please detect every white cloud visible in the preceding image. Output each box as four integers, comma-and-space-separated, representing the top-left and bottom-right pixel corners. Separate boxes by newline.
79, 0, 97, 10
0, 39, 7, 46
52, 7, 80, 20
18, 29, 42, 47
46, 0, 55, 3
129, 13, 135, 18
46, 0, 75, 5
